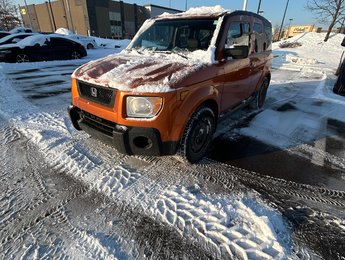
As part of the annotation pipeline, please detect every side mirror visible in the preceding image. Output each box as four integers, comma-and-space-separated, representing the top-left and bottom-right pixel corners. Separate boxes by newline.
225, 45, 249, 59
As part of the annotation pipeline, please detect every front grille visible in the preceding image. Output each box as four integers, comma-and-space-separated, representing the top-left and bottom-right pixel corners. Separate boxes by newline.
77, 81, 116, 107
80, 110, 116, 137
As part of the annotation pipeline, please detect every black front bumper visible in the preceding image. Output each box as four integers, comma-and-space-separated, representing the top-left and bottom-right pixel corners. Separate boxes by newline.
68, 105, 178, 156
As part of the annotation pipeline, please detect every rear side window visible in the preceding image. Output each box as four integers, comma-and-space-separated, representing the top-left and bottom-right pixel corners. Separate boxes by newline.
253, 22, 264, 53
264, 25, 272, 50
253, 23, 263, 33
51, 38, 71, 47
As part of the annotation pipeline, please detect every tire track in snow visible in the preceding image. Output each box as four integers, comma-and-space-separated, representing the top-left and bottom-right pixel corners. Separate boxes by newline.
155, 187, 286, 259
8, 110, 341, 258
200, 158, 345, 207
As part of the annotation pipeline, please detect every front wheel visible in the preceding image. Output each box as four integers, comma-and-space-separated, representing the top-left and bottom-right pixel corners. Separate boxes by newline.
179, 106, 215, 163
71, 51, 81, 59
250, 78, 269, 109
16, 53, 30, 63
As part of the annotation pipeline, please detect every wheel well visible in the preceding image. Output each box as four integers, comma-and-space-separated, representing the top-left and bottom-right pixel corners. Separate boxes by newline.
199, 99, 218, 124
266, 73, 271, 84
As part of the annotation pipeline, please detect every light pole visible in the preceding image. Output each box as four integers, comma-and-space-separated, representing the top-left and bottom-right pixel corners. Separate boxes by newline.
23, 0, 33, 29
278, 0, 290, 41
64, 0, 75, 34
185, 0, 188, 11
287, 18, 293, 38
243, 0, 248, 11
257, 0, 262, 14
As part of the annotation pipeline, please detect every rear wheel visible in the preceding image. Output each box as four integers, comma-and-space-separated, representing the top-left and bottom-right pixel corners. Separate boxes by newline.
71, 51, 81, 59
179, 106, 215, 163
333, 60, 345, 95
86, 43, 94, 49
16, 53, 30, 63
250, 78, 269, 109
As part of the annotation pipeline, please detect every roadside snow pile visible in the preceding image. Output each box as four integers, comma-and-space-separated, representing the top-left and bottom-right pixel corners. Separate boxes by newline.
95, 38, 131, 49
273, 32, 344, 69
279, 41, 302, 48
286, 54, 318, 65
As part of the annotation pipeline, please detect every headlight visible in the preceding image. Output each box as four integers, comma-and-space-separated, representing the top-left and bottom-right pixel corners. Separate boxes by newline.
0, 50, 11, 55
126, 96, 162, 118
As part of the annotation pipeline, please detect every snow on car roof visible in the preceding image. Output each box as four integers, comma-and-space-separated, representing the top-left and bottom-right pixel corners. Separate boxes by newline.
55, 28, 73, 35
16, 33, 80, 48
156, 5, 229, 19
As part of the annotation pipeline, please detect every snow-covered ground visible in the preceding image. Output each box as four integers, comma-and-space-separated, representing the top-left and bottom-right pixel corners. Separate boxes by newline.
0, 32, 345, 259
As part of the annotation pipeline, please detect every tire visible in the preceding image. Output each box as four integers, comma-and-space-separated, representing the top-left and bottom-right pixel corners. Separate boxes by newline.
71, 51, 81, 59
16, 53, 30, 63
86, 43, 94, 49
333, 59, 345, 94
250, 78, 269, 109
179, 106, 215, 163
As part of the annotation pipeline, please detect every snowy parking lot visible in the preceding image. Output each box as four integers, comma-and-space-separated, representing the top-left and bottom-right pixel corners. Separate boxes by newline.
0, 33, 345, 259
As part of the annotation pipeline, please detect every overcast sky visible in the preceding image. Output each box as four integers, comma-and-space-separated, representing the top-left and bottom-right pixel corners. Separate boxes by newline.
15, 0, 323, 28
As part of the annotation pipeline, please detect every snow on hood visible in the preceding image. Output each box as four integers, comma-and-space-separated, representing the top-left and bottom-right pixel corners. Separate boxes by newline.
72, 51, 209, 93
73, 6, 228, 93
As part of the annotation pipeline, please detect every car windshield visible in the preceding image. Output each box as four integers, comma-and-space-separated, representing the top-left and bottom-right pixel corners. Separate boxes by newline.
130, 19, 217, 52
0, 34, 21, 44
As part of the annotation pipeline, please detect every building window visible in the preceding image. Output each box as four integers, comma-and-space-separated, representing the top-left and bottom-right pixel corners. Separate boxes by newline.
109, 11, 122, 38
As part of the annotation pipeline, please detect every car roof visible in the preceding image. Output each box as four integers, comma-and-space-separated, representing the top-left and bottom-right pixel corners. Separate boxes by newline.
153, 8, 271, 27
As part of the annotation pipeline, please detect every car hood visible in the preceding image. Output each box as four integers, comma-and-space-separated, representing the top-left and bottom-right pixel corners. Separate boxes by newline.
72, 51, 213, 93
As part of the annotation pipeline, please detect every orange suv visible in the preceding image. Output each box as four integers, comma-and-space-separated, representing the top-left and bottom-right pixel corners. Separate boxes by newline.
68, 8, 272, 163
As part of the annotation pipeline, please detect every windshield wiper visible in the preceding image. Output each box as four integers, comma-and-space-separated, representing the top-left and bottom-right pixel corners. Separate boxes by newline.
170, 49, 189, 59
127, 48, 143, 55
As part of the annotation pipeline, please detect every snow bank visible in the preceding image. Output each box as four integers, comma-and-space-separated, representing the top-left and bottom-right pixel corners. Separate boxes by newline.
273, 32, 345, 69
286, 54, 318, 65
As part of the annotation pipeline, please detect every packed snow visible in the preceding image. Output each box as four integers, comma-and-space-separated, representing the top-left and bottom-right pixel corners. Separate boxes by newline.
0, 30, 345, 259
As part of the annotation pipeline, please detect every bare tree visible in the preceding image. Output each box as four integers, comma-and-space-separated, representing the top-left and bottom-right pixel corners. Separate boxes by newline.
306, 0, 345, 42
0, 0, 20, 31
272, 23, 281, 42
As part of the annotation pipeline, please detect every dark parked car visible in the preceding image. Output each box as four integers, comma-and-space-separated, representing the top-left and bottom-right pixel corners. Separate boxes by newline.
0, 33, 35, 46
0, 34, 87, 63
333, 37, 345, 95
0, 31, 10, 39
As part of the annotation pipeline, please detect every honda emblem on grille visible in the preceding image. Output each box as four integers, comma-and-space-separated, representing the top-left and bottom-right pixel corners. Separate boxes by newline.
91, 87, 98, 98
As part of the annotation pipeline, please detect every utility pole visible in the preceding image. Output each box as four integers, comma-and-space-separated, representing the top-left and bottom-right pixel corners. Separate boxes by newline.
185, 0, 188, 11
48, 0, 57, 31
64, 0, 75, 33
243, 0, 248, 11
278, 0, 290, 41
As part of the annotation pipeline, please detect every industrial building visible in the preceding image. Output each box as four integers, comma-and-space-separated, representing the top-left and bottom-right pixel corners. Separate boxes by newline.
19, 1, 181, 38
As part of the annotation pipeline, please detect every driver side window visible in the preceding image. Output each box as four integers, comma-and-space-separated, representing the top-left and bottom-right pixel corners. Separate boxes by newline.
225, 22, 250, 48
